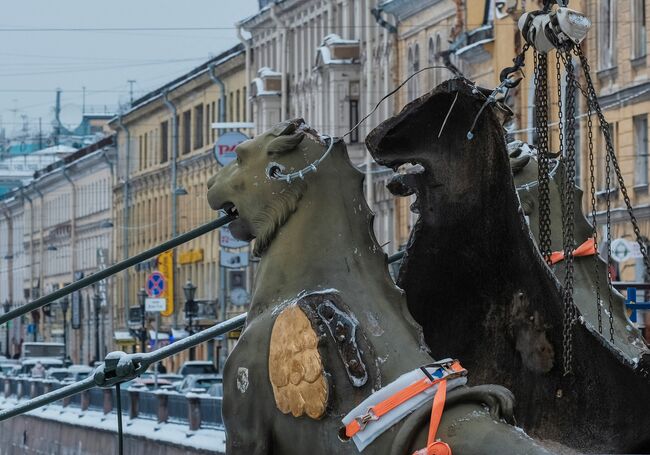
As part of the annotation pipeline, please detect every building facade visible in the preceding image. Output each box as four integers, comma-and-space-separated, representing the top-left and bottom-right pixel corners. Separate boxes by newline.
238, 0, 399, 254
0, 137, 116, 363
109, 45, 248, 370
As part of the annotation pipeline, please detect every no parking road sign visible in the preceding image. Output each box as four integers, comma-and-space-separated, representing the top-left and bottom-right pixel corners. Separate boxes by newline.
146, 271, 166, 298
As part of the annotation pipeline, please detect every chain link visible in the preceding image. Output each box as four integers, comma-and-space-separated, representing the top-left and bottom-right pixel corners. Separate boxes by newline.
587, 103, 603, 334
536, 51, 553, 263
576, 46, 645, 341
561, 51, 578, 374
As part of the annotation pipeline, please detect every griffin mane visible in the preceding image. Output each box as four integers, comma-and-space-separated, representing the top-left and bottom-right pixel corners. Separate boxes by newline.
251, 180, 306, 257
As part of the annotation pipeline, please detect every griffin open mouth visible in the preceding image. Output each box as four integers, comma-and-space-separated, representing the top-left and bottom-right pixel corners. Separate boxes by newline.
221, 201, 239, 217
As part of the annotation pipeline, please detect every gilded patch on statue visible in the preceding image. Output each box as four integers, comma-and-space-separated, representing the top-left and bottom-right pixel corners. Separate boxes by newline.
269, 305, 328, 419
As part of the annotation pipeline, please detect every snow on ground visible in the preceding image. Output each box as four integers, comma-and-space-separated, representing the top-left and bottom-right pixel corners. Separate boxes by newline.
0, 395, 226, 453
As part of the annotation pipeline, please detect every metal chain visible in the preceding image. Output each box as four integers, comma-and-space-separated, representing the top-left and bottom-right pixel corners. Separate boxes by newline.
561, 50, 578, 375
587, 103, 603, 334
556, 52, 567, 232
536, 51, 553, 263
576, 46, 644, 341
604, 118, 616, 343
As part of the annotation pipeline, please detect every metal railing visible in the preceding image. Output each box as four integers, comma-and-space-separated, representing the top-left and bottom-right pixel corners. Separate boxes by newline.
0, 210, 405, 425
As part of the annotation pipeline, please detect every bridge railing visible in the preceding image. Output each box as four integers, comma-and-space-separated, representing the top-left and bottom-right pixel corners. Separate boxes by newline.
0, 211, 405, 428
1, 376, 224, 430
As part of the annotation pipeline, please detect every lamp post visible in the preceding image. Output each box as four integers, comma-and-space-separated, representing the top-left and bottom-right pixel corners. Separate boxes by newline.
2, 300, 10, 358
183, 280, 197, 361
137, 288, 147, 353
93, 293, 102, 362
59, 297, 69, 363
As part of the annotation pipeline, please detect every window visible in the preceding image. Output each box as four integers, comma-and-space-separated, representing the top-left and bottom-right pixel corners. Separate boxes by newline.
138, 135, 144, 170
236, 90, 241, 122
182, 110, 191, 155
160, 121, 168, 163
598, 0, 617, 69
407, 46, 414, 101
211, 101, 216, 141
427, 38, 436, 88
144, 132, 148, 168
243, 87, 247, 121
633, 0, 647, 59
194, 105, 204, 150
634, 114, 648, 186
205, 104, 210, 145
435, 35, 443, 86
349, 100, 359, 143
599, 122, 618, 191
229, 91, 234, 122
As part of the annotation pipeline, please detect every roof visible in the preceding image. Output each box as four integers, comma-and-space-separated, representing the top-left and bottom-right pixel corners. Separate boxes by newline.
111, 44, 244, 124
33, 135, 114, 179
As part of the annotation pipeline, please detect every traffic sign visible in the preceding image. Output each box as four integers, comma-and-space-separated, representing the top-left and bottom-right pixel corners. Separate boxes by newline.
220, 250, 249, 269
220, 225, 249, 248
612, 238, 633, 262
146, 271, 166, 297
145, 298, 167, 312
214, 131, 248, 166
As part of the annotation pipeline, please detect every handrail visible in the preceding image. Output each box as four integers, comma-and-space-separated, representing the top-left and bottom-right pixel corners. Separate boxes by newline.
0, 234, 407, 423
0, 313, 247, 422
0, 214, 236, 325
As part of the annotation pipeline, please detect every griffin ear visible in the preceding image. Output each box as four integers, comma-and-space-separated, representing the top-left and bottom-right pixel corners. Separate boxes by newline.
265, 132, 305, 156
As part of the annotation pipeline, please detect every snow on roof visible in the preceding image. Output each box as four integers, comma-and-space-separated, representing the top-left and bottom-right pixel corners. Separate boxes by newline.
321, 34, 358, 46
258, 66, 281, 78
113, 330, 134, 341
33, 145, 77, 155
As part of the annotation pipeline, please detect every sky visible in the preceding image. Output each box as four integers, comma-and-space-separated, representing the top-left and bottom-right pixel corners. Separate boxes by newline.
0, 0, 259, 138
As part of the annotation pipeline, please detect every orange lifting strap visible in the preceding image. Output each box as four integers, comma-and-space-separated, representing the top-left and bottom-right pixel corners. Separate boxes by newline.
550, 237, 597, 265
345, 360, 465, 455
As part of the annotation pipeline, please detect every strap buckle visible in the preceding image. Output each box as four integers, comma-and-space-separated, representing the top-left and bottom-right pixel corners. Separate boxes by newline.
354, 407, 379, 431
420, 359, 467, 382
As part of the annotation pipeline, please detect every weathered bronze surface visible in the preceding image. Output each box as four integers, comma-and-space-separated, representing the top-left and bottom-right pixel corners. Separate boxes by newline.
269, 305, 328, 419
208, 119, 555, 454
366, 78, 650, 453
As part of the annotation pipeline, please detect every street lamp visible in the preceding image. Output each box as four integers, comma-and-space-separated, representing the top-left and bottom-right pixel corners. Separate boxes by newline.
3, 300, 10, 358
59, 297, 69, 363
137, 288, 147, 354
93, 293, 102, 362
183, 280, 197, 360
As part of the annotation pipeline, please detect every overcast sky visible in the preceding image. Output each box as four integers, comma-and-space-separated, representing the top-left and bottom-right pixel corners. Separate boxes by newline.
1, 0, 259, 137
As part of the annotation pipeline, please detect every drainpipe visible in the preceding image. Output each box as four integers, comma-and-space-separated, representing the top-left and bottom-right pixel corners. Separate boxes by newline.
364, 0, 374, 211
62, 169, 76, 278
100, 148, 113, 360
162, 90, 179, 329
208, 64, 227, 136
1, 203, 13, 306
236, 24, 252, 123
117, 115, 131, 329
270, 5, 287, 121
33, 183, 44, 342
21, 188, 34, 304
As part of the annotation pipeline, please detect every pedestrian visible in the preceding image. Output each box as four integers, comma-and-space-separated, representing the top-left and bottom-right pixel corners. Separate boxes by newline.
156, 362, 167, 374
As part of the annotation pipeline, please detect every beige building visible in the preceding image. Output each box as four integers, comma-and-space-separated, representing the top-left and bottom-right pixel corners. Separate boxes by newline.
0, 137, 116, 363
109, 44, 248, 369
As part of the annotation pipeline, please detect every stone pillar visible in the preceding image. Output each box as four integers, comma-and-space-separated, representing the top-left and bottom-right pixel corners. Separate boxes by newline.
62, 394, 72, 407
43, 381, 53, 395
129, 389, 139, 420
103, 389, 113, 415
81, 390, 90, 411
157, 392, 168, 424
187, 394, 201, 431
16, 380, 23, 399
4, 378, 10, 398
30, 380, 38, 398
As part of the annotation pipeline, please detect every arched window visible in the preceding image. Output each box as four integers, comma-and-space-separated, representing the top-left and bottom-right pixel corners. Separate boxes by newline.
407, 46, 415, 101
413, 44, 420, 98
428, 37, 436, 89
435, 34, 443, 85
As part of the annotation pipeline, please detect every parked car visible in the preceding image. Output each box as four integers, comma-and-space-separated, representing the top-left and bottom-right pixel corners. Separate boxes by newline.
0, 362, 19, 377
130, 378, 172, 391
177, 374, 222, 393
45, 367, 70, 381
206, 382, 224, 397
67, 364, 93, 381
176, 361, 218, 376
19, 358, 64, 376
